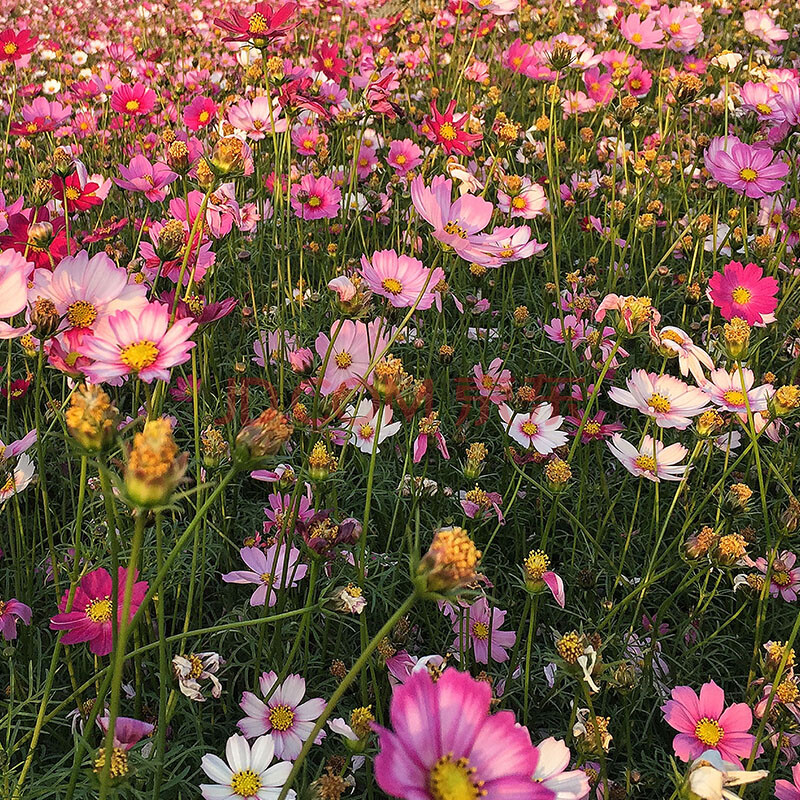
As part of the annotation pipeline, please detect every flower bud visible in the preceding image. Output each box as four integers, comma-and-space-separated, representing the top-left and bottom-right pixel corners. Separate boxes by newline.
30, 297, 60, 338
416, 526, 481, 595
166, 140, 190, 173
65, 383, 119, 453
124, 418, 188, 508
234, 409, 293, 462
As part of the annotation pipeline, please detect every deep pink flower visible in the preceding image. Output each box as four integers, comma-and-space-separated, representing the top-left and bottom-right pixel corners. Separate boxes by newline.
708, 260, 778, 325
0, 28, 37, 64
422, 99, 482, 156
290, 174, 340, 220
97, 716, 154, 749
214, 1, 299, 45
49, 567, 148, 656
373, 667, 551, 799
110, 83, 156, 117
0, 598, 31, 640
451, 596, 516, 663
183, 95, 218, 131
704, 137, 789, 199
661, 680, 756, 766
387, 139, 422, 176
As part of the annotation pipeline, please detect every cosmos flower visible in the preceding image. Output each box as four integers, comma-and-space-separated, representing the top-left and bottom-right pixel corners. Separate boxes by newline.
110, 83, 156, 116
314, 319, 389, 395
451, 596, 516, 663
704, 137, 789, 199
172, 652, 224, 702
532, 737, 590, 799
0, 598, 32, 640
359, 249, 444, 309
373, 667, 550, 799
49, 567, 148, 656
237, 671, 326, 760
607, 433, 689, 482
214, 2, 299, 45
422, 99, 483, 155
702, 368, 772, 415
114, 155, 178, 202
708, 261, 779, 326
290, 174, 341, 220
754, 551, 800, 602
344, 398, 402, 454
222, 544, 307, 607
0, 453, 36, 502
661, 681, 756, 767
498, 402, 568, 453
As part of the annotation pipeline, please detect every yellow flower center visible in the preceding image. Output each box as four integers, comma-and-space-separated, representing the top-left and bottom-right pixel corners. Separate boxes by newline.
756, 103, 773, 115
381, 277, 404, 295
86, 597, 112, 623
428, 755, 484, 800
188, 653, 205, 678
65, 187, 81, 201
521, 421, 539, 436
248, 12, 269, 34
776, 680, 799, 704
444, 220, 467, 239
647, 393, 671, 414
307, 196, 322, 208
395, 154, 406, 164
259, 572, 273, 585
269, 704, 295, 732
668, 22, 681, 33
4, 43, 18, 55
584, 421, 601, 436
230, 768, 262, 797
632, 32, 642, 42
198, 111, 210, 123
773, 570, 792, 587
1, 474, 16, 494
634, 454, 657, 473
694, 717, 724, 746
524, 549, 550, 580
359, 423, 374, 439
438, 122, 458, 141
471, 621, 489, 640
723, 390, 746, 407
120, 340, 159, 371
738, 167, 758, 182
67, 300, 97, 328
334, 351, 353, 369
731, 286, 752, 304
125, 99, 140, 113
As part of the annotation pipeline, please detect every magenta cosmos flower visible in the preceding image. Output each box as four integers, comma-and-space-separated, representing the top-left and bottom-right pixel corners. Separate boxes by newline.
238, 671, 326, 760
222, 544, 307, 607
775, 764, 800, 800
214, 1, 299, 45
708, 260, 779, 325
49, 567, 148, 656
755, 551, 800, 601
290, 174, 341, 220
110, 83, 156, 117
0, 598, 31, 640
704, 136, 789, 199
452, 596, 517, 663
114, 155, 178, 202
359, 249, 444, 309
81, 301, 197, 384
374, 667, 551, 800
662, 680, 756, 766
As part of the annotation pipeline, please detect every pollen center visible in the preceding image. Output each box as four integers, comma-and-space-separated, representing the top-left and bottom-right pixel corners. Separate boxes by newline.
444, 220, 468, 239
428, 754, 484, 800
694, 717, 724, 746
723, 390, 746, 407
248, 12, 269, 34
86, 597, 112, 623
381, 277, 403, 295
120, 340, 159, 371
230, 768, 262, 797
738, 167, 758, 182
471, 621, 489, 640
634, 454, 657, 473
521, 421, 539, 436
125, 99, 140, 112
359, 423, 374, 439
334, 351, 353, 368
731, 286, 752, 304
438, 122, 457, 141
67, 300, 98, 328
647, 393, 671, 413
307, 196, 322, 208
268, 704, 295, 732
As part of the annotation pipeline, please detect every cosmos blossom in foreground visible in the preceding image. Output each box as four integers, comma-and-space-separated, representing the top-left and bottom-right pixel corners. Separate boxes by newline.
607, 433, 689, 482
374, 667, 552, 799
707, 260, 779, 326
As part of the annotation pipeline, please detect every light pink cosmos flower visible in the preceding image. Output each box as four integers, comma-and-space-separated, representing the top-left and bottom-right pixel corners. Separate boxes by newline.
31, 250, 148, 354
222, 544, 307, 607
620, 12, 664, 49
0, 598, 32, 640
533, 737, 590, 799
374, 667, 549, 800
657, 4, 704, 52
743, 9, 789, 46
607, 433, 689, 482
452, 596, 516, 664
608, 370, 709, 429
473, 358, 512, 404
702, 368, 772, 415
411, 175, 495, 264
775, 764, 800, 799
114, 155, 178, 202
387, 138, 423, 176
315, 319, 389, 395
359, 249, 444, 309
654, 326, 715, 383
661, 680, 756, 766
0, 248, 32, 339
238, 671, 326, 760
290, 174, 341, 220
497, 177, 548, 219
472, 224, 547, 266
755, 551, 800, 602
227, 95, 287, 139
708, 260, 778, 325
345, 398, 402, 454
704, 136, 789, 199
499, 402, 567, 453
81, 301, 197, 385
0, 453, 35, 502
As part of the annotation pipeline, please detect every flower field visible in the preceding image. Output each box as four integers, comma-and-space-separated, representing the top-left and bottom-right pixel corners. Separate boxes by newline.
1, 0, 800, 797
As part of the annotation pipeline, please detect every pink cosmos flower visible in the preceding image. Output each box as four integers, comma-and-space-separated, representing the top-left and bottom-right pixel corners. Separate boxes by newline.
262, 489, 314, 535
499, 403, 567, 454
565, 409, 623, 442
626, 65, 653, 97
0, 249, 32, 330
708, 261, 779, 325
497, 177, 548, 219
214, 1, 299, 44
291, 125, 327, 157
608, 370, 709, 429
315, 319, 389, 395
97, 716, 154, 750
49, 567, 148, 656
422, 99, 482, 155
0, 452, 35, 501
413, 414, 450, 463
655, 326, 715, 383
452, 597, 516, 664
290, 174, 341, 220
79, 300, 195, 384
607, 433, 689, 482
110, 83, 156, 116
114, 155, 178, 202
238, 671, 326, 760
755, 551, 800, 602
183, 95, 217, 131
657, 4, 704, 52
775, 764, 800, 800
702, 368, 772, 415
743, 9, 788, 46
473, 358, 512, 404
227, 96, 287, 140
544, 314, 587, 348
0, 598, 31, 640
373, 667, 550, 800
387, 139, 422, 176
704, 137, 789, 199
533, 737, 590, 799
222, 544, 307, 607
359, 249, 444, 309
583, 68, 615, 104
31, 250, 148, 354
661, 680, 756, 767
620, 12, 664, 49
